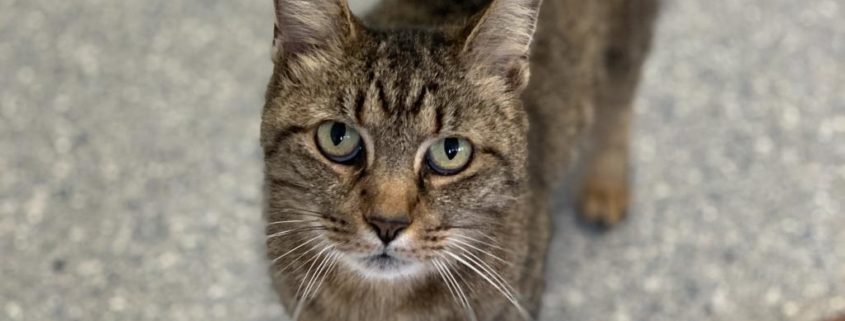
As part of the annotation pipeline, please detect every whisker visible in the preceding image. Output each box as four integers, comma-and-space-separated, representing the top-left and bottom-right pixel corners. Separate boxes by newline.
437, 254, 478, 321
292, 245, 333, 321
282, 244, 327, 275
443, 255, 483, 303
270, 235, 321, 265
267, 219, 320, 226
431, 259, 461, 309
451, 243, 520, 304
266, 226, 327, 240
477, 233, 509, 248
433, 260, 468, 318
308, 251, 340, 301
300, 250, 336, 303
449, 237, 512, 266
441, 224, 487, 230
269, 210, 326, 219
269, 207, 349, 224
452, 234, 516, 255
294, 248, 326, 298
465, 252, 530, 321
270, 207, 330, 217
444, 251, 530, 321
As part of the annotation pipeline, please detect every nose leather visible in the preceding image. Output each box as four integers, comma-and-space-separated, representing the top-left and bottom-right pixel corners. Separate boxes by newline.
366, 216, 410, 244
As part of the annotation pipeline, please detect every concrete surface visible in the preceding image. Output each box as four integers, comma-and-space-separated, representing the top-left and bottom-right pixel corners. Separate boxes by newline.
1, 0, 843, 320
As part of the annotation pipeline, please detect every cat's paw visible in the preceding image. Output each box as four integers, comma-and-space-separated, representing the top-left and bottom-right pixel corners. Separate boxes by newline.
577, 177, 630, 226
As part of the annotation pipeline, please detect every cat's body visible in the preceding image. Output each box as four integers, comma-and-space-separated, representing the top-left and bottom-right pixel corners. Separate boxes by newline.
262, 0, 657, 320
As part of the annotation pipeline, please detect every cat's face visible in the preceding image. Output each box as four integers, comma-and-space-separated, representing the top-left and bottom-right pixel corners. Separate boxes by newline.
263, 0, 538, 282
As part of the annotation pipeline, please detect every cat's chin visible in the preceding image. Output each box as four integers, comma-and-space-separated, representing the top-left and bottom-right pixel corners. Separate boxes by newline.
341, 253, 425, 281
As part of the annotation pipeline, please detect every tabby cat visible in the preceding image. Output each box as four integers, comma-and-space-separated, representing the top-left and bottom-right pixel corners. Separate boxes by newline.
261, 0, 657, 320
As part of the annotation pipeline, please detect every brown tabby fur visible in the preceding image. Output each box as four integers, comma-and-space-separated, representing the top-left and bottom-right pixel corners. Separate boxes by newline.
261, 0, 657, 320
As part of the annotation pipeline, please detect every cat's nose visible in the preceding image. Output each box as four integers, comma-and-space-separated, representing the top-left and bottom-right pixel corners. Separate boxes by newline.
365, 215, 410, 244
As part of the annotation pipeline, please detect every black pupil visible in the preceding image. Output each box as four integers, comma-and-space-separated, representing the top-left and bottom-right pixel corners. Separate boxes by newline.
330, 123, 346, 146
444, 138, 460, 160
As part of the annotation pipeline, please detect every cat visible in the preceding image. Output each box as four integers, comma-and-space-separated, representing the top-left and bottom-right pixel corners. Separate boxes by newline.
261, 0, 657, 320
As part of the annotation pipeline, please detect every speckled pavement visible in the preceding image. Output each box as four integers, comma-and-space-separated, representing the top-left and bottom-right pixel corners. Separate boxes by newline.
1, 0, 843, 320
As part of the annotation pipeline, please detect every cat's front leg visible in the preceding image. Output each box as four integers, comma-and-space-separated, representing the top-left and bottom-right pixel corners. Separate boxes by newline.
577, 0, 658, 226
577, 108, 632, 226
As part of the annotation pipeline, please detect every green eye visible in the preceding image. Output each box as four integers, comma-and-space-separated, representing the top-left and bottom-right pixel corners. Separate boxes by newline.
426, 137, 473, 175
315, 121, 363, 164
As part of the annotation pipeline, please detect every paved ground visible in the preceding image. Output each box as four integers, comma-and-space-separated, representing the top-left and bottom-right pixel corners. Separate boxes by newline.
1, 0, 843, 320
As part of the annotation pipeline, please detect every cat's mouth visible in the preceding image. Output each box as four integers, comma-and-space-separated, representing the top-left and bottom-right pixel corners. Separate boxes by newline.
346, 251, 423, 280
366, 253, 402, 266
363, 252, 408, 270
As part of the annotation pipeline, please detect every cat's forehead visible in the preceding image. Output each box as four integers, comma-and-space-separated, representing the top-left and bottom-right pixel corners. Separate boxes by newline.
364, 30, 455, 83
344, 31, 462, 128
268, 28, 525, 159
370, 29, 454, 61
326, 29, 524, 154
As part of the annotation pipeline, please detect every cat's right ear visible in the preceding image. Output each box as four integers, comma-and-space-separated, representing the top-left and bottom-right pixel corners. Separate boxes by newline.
461, 0, 541, 93
272, 0, 358, 64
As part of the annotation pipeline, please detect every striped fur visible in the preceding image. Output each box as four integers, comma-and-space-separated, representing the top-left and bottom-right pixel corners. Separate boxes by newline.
263, 0, 658, 320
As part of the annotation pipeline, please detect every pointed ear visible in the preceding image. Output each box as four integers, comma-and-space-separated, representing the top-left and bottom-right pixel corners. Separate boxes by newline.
272, 0, 358, 64
461, 0, 541, 92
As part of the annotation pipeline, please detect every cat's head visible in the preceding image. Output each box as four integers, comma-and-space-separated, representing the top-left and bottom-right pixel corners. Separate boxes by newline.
262, 0, 540, 281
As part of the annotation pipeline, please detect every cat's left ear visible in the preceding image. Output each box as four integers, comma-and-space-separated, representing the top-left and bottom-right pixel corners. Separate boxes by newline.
272, 0, 358, 64
461, 0, 542, 92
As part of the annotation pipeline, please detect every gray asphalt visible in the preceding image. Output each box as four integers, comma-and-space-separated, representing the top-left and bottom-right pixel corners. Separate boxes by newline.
1, 0, 843, 320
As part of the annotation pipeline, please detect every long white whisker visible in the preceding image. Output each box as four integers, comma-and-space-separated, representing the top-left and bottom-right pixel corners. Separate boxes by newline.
450, 242, 519, 296
444, 251, 530, 321
292, 246, 333, 320
267, 219, 319, 226
271, 236, 321, 265
271, 208, 326, 216
450, 237, 511, 266
451, 247, 531, 321
281, 242, 324, 273
438, 254, 478, 321
473, 233, 512, 250
437, 262, 470, 321
452, 234, 515, 255
296, 246, 333, 298
432, 259, 460, 308
300, 250, 336, 303
445, 256, 486, 310
266, 227, 325, 240
458, 252, 528, 321
309, 252, 341, 300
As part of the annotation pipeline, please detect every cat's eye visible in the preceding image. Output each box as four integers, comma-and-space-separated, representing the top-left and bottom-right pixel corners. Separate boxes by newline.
315, 121, 363, 164
426, 137, 473, 175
